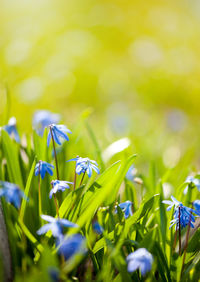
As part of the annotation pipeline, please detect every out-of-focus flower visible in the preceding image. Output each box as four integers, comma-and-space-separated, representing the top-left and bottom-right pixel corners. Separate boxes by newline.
163, 196, 196, 229
49, 180, 72, 199
33, 110, 60, 136
93, 221, 104, 234
2, 117, 20, 143
58, 234, 87, 260
47, 124, 72, 147
35, 161, 54, 179
67, 156, 100, 177
115, 200, 133, 219
126, 248, 153, 276
0, 181, 26, 209
193, 200, 200, 216
37, 215, 77, 239
126, 164, 137, 181
184, 175, 200, 194
48, 267, 60, 282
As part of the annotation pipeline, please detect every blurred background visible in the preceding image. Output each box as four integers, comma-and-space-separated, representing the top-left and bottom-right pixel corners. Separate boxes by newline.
1, 0, 200, 179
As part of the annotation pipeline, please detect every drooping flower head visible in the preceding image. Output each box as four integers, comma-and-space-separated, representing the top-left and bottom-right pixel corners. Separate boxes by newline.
67, 156, 100, 177
49, 180, 73, 199
193, 200, 200, 216
126, 248, 153, 276
163, 196, 196, 229
35, 161, 54, 179
126, 164, 137, 181
0, 181, 26, 209
47, 124, 72, 147
93, 221, 104, 235
37, 215, 77, 239
115, 200, 133, 219
33, 110, 60, 137
2, 117, 20, 143
184, 175, 200, 194
58, 234, 87, 260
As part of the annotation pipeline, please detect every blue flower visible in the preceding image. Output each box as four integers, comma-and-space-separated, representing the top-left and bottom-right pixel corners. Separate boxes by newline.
184, 176, 200, 194
93, 221, 104, 234
35, 161, 54, 179
115, 200, 133, 219
47, 124, 72, 147
33, 110, 60, 137
126, 248, 153, 276
193, 200, 200, 216
163, 196, 196, 229
49, 180, 73, 199
126, 164, 137, 181
2, 117, 20, 143
0, 181, 26, 209
58, 234, 87, 260
37, 215, 77, 239
66, 156, 100, 177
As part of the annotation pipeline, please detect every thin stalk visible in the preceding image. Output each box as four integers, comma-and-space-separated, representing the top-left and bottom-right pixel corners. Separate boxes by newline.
38, 161, 42, 216
173, 227, 178, 250
79, 171, 86, 187
180, 205, 193, 278
53, 195, 60, 218
50, 126, 59, 180
73, 165, 77, 190
178, 206, 181, 256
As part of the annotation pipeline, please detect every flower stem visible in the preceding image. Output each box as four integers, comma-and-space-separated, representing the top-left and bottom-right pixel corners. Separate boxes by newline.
50, 126, 60, 180
180, 205, 193, 278
53, 194, 60, 218
79, 171, 86, 187
178, 206, 181, 256
73, 165, 77, 190
173, 227, 178, 250
38, 161, 42, 216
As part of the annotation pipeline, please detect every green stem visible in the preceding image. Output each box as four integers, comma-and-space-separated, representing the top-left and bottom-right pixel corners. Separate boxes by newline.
73, 165, 77, 190
38, 161, 42, 217
50, 126, 59, 180
178, 206, 181, 256
79, 171, 86, 187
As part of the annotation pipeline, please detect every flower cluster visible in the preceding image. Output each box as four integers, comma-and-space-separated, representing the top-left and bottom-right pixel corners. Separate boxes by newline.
67, 156, 100, 177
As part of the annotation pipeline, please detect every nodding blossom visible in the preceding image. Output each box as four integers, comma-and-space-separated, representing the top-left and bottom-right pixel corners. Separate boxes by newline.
0, 181, 26, 209
58, 234, 87, 260
37, 215, 77, 239
66, 156, 100, 177
115, 200, 133, 219
2, 117, 20, 143
184, 175, 200, 194
35, 161, 54, 179
49, 180, 73, 199
47, 124, 72, 147
126, 248, 153, 276
162, 196, 196, 229
32, 110, 60, 137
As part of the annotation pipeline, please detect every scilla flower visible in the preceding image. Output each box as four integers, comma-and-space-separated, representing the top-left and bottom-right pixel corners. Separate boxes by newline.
2, 117, 20, 143
93, 221, 104, 235
163, 196, 196, 229
115, 200, 133, 219
67, 156, 100, 177
49, 180, 73, 199
37, 215, 77, 239
193, 200, 200, 216
33, 110, 60, 136
126, 248, 153, 276
184, 175, 200, 194
47, 124, 72, 147
58, 234, 87, 260
35, 161, 54, 179
0, 181, 26, 209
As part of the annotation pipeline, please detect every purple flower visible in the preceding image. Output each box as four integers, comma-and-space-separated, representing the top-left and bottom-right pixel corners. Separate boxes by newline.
35, 161, 54, 179
33, 110, 60, 137
37, 215, 77, 239
126, 248, 153, 276
47, 124, 72, 147
93, 221, 104, 234
0, 181, 26, 209
115, 200, 133, 219
58, 234, 87, 260
49, 180, 72, 199
67, 156, 100, 177
3, 117, 20, 143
